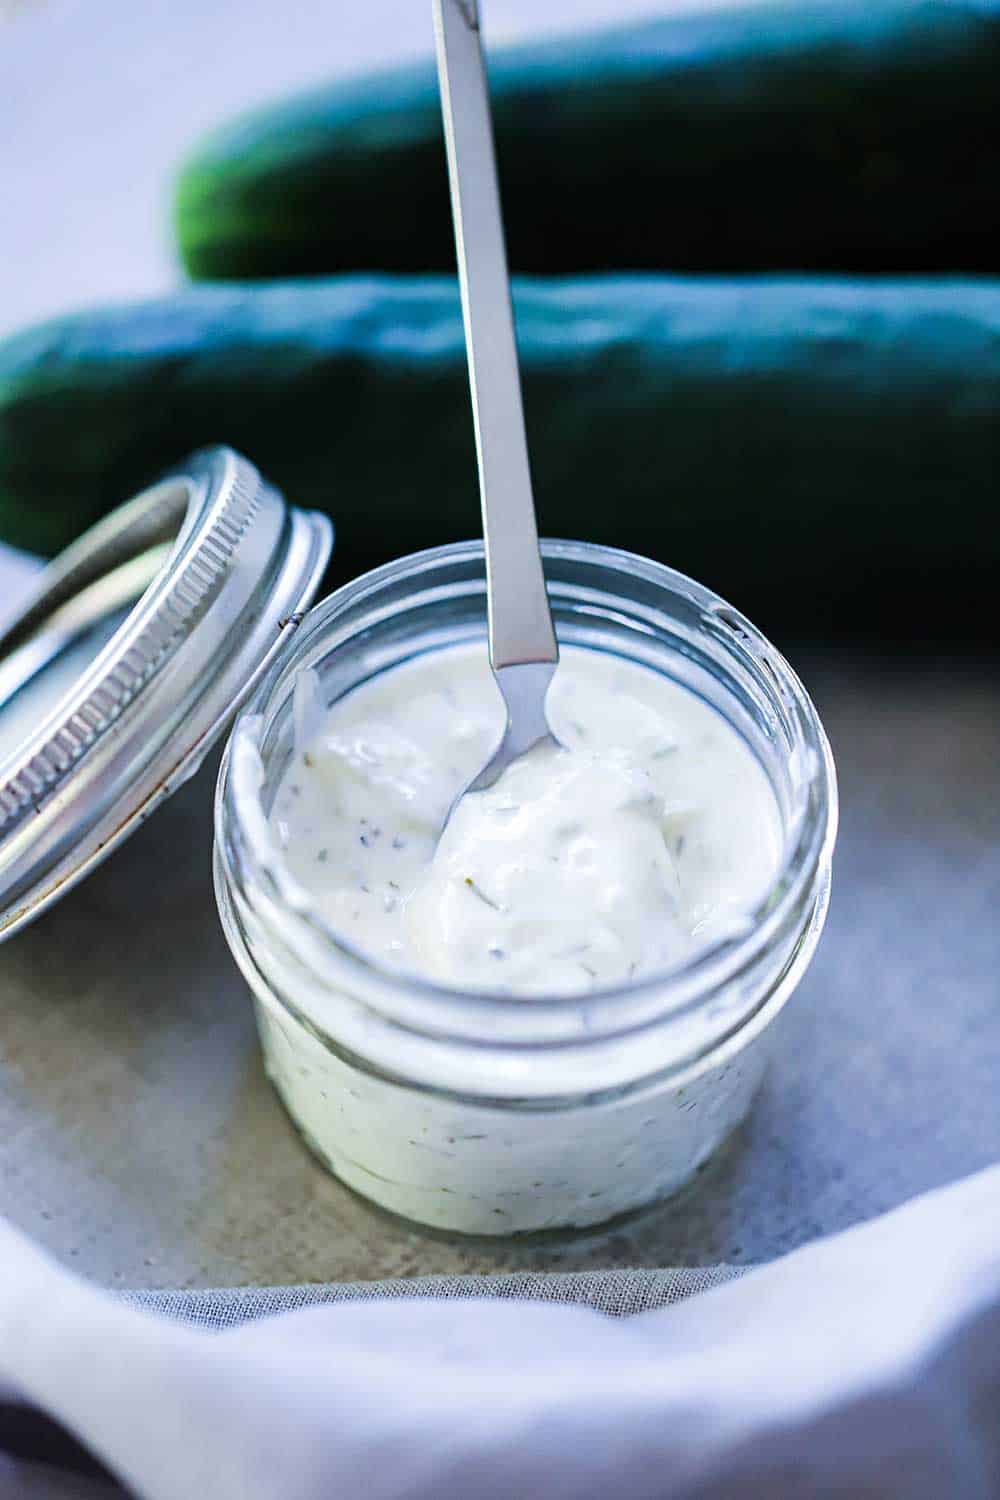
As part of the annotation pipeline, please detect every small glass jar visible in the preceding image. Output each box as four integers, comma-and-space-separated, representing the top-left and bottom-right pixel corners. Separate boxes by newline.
214, 540, 837, 1236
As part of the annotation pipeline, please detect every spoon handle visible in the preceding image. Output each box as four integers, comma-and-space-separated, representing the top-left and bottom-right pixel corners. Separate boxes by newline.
433, 0, 558, 672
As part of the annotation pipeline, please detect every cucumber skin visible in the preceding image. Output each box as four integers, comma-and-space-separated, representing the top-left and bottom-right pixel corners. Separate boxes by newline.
175, 1, 1000, 279
1, 275, 998, 637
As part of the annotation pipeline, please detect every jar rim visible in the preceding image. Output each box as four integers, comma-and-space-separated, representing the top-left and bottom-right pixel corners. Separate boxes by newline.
216, 538, 838, 1047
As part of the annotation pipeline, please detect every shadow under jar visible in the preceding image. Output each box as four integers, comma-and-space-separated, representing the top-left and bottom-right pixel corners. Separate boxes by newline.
214, 540, 837, 1236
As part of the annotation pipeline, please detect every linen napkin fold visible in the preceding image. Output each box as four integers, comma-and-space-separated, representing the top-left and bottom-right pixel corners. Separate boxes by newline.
2, 1164, 1000, 1500
123, 1265, 742, 1331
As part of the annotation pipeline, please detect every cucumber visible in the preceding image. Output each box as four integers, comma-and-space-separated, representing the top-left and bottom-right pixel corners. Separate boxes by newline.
1, 275, 998, 637
176, 1, 1000, 280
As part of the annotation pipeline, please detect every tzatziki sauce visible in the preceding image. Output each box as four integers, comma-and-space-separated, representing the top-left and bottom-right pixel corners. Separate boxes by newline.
270, 643, 783, 996
218, 544, 835, 1237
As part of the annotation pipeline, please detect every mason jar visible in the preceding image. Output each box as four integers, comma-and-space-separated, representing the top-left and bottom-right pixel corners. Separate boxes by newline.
214, 539, 837, 1236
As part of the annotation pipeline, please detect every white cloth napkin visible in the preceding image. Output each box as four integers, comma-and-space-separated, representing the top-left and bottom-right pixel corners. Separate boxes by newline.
1, 1165, 1000, 1500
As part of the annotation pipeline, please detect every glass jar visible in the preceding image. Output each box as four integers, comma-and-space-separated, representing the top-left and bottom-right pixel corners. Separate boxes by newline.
214, 540, 837, 1236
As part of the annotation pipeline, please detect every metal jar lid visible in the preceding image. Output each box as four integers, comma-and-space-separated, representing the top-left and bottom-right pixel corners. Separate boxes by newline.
0, 446, 332, 939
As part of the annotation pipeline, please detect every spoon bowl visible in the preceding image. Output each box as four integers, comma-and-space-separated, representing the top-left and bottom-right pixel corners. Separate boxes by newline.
443, 660, 563, 834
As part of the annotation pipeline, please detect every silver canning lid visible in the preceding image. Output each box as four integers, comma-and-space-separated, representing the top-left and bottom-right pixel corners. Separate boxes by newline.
0, 446, 332, 939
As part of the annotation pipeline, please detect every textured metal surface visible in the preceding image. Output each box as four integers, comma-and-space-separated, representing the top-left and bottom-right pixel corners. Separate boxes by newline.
0, 449, 332, 939
0, 649, 996, 1289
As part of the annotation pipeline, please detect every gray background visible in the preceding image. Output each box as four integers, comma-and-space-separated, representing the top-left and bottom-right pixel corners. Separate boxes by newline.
2, 1, 999, 1288
1, 644, 997, 1288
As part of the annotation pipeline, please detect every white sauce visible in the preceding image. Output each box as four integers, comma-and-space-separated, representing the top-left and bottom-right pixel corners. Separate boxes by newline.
270, 644, 783, 995
252, 992, 783, 1234
224, 638, 825, 1235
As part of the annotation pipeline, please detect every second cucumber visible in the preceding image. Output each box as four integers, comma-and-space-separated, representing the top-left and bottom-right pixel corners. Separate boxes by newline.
1, 275, 998, 637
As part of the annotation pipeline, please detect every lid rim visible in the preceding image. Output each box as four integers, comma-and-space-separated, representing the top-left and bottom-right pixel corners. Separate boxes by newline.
0, 447, 332, 939
0, 449, 264, 833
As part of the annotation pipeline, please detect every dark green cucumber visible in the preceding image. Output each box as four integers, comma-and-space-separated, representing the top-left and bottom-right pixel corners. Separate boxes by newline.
176, 0, 1000, 280
2, 275, 999, 637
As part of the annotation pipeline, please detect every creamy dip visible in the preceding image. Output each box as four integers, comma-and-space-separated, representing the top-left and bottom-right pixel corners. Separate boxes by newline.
269, 644, 783, 994
219, 545, 835, 1237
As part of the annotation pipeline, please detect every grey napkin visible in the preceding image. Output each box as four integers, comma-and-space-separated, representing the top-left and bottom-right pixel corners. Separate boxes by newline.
123, 1265, 743, 1332
2, 1167, 1000, 1499
1, 1267, 741, 1495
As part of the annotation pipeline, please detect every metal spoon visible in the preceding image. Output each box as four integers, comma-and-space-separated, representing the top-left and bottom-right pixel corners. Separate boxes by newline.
433, 0, 562, 811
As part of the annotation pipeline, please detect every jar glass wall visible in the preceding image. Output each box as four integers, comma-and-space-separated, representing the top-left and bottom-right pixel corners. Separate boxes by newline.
214, 540, 837, 1235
